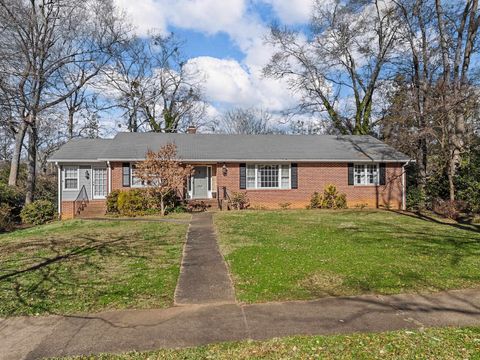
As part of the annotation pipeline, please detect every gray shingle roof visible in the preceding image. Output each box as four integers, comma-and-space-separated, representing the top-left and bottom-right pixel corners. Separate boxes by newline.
49, 133, 410, 163
49, 138, 113, 161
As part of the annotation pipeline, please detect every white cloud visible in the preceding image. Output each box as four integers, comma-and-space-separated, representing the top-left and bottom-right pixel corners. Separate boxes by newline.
259, 0, 314, 24
115, 0, 168, 35
113, 0, 309, 121
115, 0, 246, 36
187, 57, 253, 105
186, 56, 298, 111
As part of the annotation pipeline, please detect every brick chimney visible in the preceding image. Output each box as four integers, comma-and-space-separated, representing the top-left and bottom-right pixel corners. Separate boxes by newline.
186, 126, 197, 134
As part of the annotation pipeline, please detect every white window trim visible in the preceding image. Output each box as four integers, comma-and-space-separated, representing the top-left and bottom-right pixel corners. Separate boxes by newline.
354, 163, 380, 186
187, 165, 213, 199
62, 165, 80, 191
246, 163, 291, 190
130, 163, 147, 188
92, 166, 108, 199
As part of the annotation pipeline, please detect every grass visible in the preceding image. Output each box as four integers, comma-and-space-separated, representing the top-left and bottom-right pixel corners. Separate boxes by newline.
214, 209, 480, 303
103, 212, 192, 220
0, 218, 189, 316
55, 327, 480, 359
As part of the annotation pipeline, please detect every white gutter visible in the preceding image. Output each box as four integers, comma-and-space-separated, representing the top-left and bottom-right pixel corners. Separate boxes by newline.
49, 158, 414, 163
91, 158, 413, 163
46, 159, 105, 163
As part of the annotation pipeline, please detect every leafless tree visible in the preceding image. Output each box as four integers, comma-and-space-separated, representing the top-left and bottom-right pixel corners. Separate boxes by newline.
0, 0, 128, 203
434, 0, 480, 200
382, 0, 438, 196
104, 34, 206, 133
264, 0, 398, 135
220, 108, 281, 134
383, 0, 480, 201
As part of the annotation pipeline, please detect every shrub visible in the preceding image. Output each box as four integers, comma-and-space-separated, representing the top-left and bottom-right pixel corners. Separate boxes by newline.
335, 193, 347, 209
432, 199, 461, 220
0, 183, 24, 220
309, 192, 322, 209
321, 184, 338, 209
406, 186, 426, 210
456, 143, 480, 214
230, 192, 250, 210
171, 203, 188, 213
187, 200, 208, 212
354, 203, 368, 210
0, 204, 14, 232
35, 175, 57, 204
106, 190, 121, 213
20, 200, 56, 225
117, 189, 148, 216
148, 190, 181, 213
109, 189, 181, 216
279, 202, 291, 210
309, 185, 348, 210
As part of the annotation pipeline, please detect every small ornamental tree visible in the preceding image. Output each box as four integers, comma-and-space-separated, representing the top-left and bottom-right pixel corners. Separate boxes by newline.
135, 143, 193, 216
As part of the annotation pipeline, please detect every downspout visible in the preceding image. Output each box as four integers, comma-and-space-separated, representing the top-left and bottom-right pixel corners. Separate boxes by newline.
107, 161, 111, 194
56, 162, 62, 219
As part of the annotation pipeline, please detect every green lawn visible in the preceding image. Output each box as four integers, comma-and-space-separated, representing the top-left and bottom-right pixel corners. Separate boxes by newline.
0, 218, 189, 316
215, 210, 480, 303
57, 327, 480, 359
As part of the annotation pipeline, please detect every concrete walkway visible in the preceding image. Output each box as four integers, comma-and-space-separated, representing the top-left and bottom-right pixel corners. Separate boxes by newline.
174, 212, 236, 305
1, 289, 480, 359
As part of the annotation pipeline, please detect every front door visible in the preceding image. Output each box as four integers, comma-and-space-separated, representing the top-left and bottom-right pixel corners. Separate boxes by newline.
193, 166, 208, 199
92, 167, 107, 199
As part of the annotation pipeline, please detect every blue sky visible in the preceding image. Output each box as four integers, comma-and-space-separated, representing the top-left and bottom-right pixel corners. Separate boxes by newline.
173, 30, 245, 62
113, 0, 316, 119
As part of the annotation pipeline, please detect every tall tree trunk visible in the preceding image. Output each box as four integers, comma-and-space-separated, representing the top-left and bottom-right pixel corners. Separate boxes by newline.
68, 109, 74, 139
417, 136, 428, 196
160, 193, 165, 216
25, 124, 38, 205
448, 154, 456, 201
8, 121, 27, 186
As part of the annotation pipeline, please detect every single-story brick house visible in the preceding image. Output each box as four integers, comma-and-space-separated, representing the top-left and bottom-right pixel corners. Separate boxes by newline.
48, 131, 411, 219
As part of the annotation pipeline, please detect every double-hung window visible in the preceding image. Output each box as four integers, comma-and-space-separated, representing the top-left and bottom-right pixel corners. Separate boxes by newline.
63, 166, 79, 190
246, 164, 290, 189
354, 163, 379, 185
131, 164, 144, 187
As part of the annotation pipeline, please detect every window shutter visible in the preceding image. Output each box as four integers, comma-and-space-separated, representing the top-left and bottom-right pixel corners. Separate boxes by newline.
122, 163, 131, 187
379, 163, 386, 185
239, 163, 246, 189
291, 163, 298, 189
348, 163, 354, 185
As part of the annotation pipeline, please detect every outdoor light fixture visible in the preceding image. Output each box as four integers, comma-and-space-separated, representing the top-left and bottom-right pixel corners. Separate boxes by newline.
85, 170, 90, 180
222, 163, 228, 176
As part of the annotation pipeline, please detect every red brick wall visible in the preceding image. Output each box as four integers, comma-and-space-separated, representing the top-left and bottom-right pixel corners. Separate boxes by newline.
61, 200, 107, 219
61, 201, 75, 220
111, 162, 129, 191
108, 161, 404, 209
111, 161, 188, 197
216, 162, 405, 209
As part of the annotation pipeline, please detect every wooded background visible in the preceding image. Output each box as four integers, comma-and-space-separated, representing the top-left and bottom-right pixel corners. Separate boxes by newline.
0, 0, 479, 219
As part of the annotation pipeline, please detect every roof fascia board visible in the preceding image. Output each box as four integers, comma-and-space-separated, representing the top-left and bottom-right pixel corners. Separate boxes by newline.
95, 158, 411, 163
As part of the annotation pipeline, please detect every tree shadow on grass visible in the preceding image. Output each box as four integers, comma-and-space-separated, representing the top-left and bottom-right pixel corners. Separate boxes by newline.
344, 215, 480, 268
0, 233, 155, 317
389, 210, 480, 234
298, 217, 480, 300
